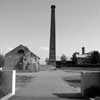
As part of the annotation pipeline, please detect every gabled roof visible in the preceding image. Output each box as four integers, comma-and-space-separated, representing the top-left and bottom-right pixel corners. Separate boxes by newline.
5, 44, 40, 59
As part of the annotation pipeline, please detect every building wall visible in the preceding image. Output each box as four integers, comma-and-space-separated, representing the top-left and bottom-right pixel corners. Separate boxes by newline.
81, 71, 100, 97
4, 54, 22, 70
4, 45, 39, 72
23, 53, 38, 72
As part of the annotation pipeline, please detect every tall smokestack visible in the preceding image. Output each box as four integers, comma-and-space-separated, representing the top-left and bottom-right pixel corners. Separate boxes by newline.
49, 5, 56, 66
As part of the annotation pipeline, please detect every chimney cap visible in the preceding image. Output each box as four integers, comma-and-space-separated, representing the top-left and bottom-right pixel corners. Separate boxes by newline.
51, 5, 56, 8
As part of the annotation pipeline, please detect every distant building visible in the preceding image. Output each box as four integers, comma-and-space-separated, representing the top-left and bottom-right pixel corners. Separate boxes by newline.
76, 53, 89, 64
76, 48, 99, 65
4, 44, 40, 72
74, 47, 91, 64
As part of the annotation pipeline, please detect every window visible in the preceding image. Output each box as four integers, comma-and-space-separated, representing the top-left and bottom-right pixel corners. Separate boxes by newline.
17, 49, 24, 54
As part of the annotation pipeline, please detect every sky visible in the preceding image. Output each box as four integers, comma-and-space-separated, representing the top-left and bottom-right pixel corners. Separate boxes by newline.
0, 0, 100, 60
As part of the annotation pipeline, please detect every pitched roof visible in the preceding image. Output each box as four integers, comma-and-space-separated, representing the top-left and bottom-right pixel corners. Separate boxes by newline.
5, 44, 39, 59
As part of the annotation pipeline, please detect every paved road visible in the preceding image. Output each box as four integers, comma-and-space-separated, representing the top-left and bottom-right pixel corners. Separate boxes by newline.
9, 69, 85, 100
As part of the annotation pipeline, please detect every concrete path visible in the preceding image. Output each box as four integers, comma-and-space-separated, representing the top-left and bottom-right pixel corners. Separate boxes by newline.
9, 70, 85, 100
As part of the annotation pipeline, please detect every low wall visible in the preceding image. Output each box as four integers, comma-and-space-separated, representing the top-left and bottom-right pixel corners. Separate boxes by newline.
56, 60, 100, 68
0, 70, 16, 99
81, 71, 100, 98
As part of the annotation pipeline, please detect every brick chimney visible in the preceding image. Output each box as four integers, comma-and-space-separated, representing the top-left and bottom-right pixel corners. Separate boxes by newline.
49, 5, 56, 66
82, 47, 85, 54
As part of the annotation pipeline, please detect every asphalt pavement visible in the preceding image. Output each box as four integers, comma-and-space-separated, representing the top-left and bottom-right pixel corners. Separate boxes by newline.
9, 69, 86, 100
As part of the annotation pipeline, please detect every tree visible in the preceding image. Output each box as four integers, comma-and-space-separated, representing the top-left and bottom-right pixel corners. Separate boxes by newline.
89, 51, 100, 64
71, 52, 78, 64
60, 54, 67, 62
0, 54, 5, 67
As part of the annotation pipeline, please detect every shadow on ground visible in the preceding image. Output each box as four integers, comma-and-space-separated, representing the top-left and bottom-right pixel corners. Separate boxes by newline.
62, 76, 81, 88
53, 93, 89, 100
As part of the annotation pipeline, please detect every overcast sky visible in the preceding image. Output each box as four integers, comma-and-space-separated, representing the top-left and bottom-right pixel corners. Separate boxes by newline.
0, 0, 100, 59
